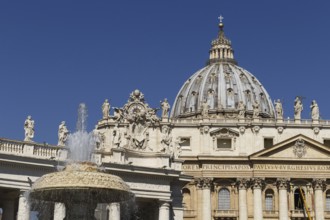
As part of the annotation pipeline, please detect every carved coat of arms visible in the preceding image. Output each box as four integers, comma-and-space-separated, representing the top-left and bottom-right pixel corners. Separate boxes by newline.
293, 139, 307, 158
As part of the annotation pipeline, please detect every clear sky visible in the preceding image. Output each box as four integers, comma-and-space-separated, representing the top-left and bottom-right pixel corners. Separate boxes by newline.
1, 1, 330, 145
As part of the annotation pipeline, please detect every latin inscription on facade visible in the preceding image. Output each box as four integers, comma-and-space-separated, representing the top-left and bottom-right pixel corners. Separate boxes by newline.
182, 164, 251, 170
254, 164, 330, 171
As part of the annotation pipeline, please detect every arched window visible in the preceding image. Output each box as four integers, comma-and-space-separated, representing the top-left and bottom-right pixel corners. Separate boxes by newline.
326, 190, 330, 211
182, 188, 191, 210
265, 189, 274, 211
218, 188, 230, 210
294, 188, 304, 210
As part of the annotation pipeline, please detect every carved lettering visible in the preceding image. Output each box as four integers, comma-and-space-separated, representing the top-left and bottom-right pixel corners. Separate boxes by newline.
202, 164, 251, 170
254, 164, 330, 171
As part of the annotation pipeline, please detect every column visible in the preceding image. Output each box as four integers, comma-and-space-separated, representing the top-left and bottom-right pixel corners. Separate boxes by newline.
195, 178, 212, 220
237, 178, 249, 220
277, 178, 289, 220
158, 201, 170, 220
17, 191, 30, 220
313, 179, 325, 220
54, 203, 66, 220
252, 178, 264, 220
108, 203, 120, 220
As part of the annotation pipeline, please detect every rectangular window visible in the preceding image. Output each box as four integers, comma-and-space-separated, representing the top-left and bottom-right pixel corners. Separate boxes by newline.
180, 137, 191, 147
264, 138, 273, 148
217, 138, 232, 149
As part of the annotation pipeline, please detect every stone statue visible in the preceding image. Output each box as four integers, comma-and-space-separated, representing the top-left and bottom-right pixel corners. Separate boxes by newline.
274, 99, 283, 119
24, 115, 34, 142
160, 126, 172, 153
160, 98, 170, 118
310, 100, 319, 120
237, 101, 246, 119
102, 99, 110, 119
93, 125, 105, 149
113, 124, 121, 148
58, 121, 69, 146
112, 107, 124, 122
147, 108, 160, 123
201, 100, 209, 118
294, 97, 303, 120
252, 101, 260, 118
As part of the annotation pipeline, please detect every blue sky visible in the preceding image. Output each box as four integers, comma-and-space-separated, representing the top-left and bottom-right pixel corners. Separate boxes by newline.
1, 1, 330, 144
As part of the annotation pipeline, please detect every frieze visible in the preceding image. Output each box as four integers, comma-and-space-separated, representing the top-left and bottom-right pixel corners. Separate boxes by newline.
254, 164, 330, 171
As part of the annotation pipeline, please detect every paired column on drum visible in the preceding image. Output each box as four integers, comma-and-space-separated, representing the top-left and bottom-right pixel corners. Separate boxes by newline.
313, 179, 326, 220
195, 177, 212, 220
236, 178, 249, 220
252, 178, 264, 220
276, 178, 289, 220
17, 190, 30, 220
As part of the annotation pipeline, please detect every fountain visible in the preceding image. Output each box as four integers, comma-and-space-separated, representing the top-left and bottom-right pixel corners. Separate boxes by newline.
29, 103, 132, 220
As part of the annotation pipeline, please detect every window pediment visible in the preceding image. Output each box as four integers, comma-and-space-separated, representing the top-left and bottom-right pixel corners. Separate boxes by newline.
210, 128, 239, 139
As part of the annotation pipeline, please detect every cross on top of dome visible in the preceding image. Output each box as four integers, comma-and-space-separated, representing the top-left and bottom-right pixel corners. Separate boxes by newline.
218, 15, 224, 23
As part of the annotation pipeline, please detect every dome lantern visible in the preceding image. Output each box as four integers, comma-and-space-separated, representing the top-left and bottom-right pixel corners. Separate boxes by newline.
208, 16, 236, 65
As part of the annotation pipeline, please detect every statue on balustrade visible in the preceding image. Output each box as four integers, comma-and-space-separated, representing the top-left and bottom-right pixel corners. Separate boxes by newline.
102, 99, 111, 119
274, 99, 283, 120
310, 100, 320, 120
201, 100, 209, 118
294, 96, 303, 120
58, 121, 69, 146
237, 101, 246, 119
24, 115, 35, 142
160, 98, 170, 118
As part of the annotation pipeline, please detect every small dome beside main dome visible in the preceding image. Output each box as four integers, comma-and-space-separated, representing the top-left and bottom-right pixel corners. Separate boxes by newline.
171, 19, 275, 119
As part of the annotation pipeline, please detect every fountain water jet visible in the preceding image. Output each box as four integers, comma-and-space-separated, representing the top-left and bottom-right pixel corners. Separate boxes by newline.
29, 103, 132, 220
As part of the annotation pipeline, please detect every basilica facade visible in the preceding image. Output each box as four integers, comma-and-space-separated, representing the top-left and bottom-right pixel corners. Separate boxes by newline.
1, 19, 330, 220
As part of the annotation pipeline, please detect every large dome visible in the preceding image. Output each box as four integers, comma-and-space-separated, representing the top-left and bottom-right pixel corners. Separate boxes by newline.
171, 20, 275, 119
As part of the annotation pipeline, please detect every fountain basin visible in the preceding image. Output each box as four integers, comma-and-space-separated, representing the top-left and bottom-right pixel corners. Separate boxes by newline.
30, 162, 132, 219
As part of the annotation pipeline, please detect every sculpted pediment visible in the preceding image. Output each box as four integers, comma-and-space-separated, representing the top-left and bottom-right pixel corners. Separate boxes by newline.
250, 135, 330, 161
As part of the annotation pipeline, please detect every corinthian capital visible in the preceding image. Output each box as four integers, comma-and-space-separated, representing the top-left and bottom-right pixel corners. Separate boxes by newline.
251, 178, 265, 189
194, 177, 213, 189
313, 178, 326, 190
276, 178, 289, 190
236, 178, 250, 190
